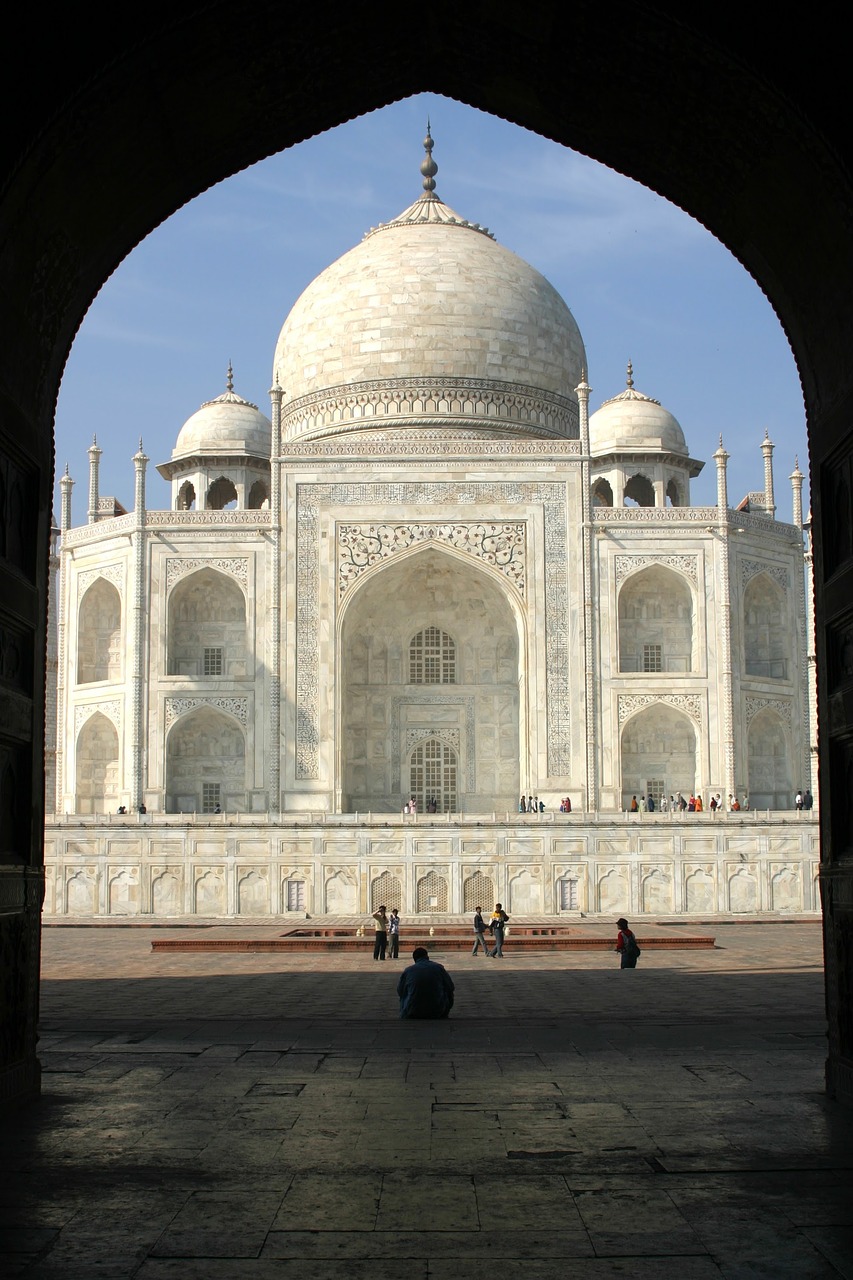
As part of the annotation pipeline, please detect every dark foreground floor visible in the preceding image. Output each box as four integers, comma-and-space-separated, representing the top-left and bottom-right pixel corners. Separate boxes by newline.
2, 920, 852, 1278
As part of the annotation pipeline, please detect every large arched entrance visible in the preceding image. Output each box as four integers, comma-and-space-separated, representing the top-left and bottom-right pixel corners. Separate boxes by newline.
339, 547, 522, 813
3, 6, 853, 1103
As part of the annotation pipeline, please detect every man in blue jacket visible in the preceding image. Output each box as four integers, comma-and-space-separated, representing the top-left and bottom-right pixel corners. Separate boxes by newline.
397, 947, 455, 1019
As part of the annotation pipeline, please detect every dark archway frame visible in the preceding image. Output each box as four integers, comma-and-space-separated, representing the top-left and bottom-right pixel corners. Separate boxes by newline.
2, 1, 852, 1103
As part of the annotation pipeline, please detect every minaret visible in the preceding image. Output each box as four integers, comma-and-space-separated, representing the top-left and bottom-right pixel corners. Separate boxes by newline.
577, 368, 596, 812
87, 436, 102, 524
269, 376, 283, 816
59, 464, 74, 534
714, 434, 729, 519
790, 455, 805, 529
714, 437, 736, 804
761, 430, 776, 518
131, 439, 149, 813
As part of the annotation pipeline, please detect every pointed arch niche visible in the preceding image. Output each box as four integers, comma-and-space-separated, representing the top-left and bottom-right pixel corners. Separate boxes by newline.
75, 711, 119, 813
620, 702, 697, 808
167, 567, 248, 678
77, 578, 122, 684
743, 572, 789, 680
339, 545, 522, 813
747, 707, 791, 809
618, 564, 695, 674
165, 705, 247, 813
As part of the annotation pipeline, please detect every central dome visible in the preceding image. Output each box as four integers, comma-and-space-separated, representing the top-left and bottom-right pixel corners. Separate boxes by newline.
273, 133, 586, 444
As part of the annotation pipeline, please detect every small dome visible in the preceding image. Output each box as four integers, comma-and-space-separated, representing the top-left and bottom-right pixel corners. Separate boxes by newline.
589, 364, 688, 456
171, 371, 271, 461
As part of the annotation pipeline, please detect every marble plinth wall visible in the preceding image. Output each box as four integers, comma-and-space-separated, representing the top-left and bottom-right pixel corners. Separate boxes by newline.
43, 817, 820, 919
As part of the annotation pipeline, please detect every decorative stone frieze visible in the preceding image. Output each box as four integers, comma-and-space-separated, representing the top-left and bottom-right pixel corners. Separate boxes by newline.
281, 435, 583, 458
741, 559, 789, 591
617, 693, 703, 725
78, 564, 124, 596
337, 522, 526, 598
404, 726, 462, 754
282, 375, 580, 442
164, 696, 249, 727
74, 700, 122, 734
745, 696, 793, 726
166, 556, 249, 591
614, 553, 698, 586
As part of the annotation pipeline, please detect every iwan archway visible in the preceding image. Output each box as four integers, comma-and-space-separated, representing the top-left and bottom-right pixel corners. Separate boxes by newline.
338, 546, 523, 813
3, 6, 853, 1106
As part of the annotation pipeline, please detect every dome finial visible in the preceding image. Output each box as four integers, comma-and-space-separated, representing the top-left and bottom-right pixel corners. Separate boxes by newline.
626, 360, 634, 390
420, 122, 438, 199
227, 361, 234, 394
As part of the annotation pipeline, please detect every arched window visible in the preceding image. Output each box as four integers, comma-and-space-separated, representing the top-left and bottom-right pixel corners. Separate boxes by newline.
592, 478, 613, 507
206, 476, 238, 509
624, 473, 655, 507
666, 478, 683, 507
409, 627, 456, 684
177, 480, 196, 510
247, 480, 269, 509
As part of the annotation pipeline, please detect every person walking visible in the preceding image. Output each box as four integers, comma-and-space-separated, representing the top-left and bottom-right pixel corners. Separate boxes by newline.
615, 917, 641, 969
472, 906, 490, 956
388, 908, 400, 958
372, 905, 388, 960
488, 903, 509, 957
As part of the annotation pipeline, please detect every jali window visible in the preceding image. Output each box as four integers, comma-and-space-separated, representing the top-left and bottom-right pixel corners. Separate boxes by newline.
409, 627, 456, 684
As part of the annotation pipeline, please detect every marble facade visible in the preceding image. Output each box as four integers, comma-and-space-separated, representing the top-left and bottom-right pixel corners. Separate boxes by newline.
44, 137, 816, 918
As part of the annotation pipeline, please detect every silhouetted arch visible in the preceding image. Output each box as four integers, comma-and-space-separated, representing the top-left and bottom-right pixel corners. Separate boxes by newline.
177, 481, 196, 511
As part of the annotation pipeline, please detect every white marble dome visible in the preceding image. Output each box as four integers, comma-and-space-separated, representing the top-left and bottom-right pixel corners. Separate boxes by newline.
589, 367, 688, 456
273, 144, 586, 443
171, 379, 272, 462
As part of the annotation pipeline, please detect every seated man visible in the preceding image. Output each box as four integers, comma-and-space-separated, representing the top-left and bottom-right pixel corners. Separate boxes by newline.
397, 947, 454, 1019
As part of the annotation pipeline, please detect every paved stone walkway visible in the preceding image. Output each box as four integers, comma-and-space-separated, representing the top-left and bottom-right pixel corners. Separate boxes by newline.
2, 920, 852, 1277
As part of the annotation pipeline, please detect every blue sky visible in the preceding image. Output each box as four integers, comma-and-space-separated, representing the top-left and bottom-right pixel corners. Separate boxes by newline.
54, 93, 808, 519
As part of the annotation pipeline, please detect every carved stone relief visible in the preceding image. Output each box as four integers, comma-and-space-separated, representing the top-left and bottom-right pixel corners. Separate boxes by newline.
338, 523, 526, 598
615, 554, 698, 586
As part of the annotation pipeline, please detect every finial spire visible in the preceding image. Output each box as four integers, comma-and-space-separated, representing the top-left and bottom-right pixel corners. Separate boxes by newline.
420, 123, 438, 199
626, 360, 634, 390
227, 361, 234, 393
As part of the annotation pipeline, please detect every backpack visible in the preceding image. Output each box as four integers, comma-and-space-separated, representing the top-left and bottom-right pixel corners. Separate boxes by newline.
624, 931, 641, 960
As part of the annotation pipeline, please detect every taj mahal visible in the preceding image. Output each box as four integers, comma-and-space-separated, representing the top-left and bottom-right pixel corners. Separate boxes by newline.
43, 133, 819, 921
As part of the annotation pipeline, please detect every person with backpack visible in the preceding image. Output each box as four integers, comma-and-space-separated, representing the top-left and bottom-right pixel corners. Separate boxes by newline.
488, 903, 510, 957
615, 917, 641, 969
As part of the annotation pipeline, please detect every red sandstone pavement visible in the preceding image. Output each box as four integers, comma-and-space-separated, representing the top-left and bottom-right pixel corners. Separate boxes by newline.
1, 919, 849, 1279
